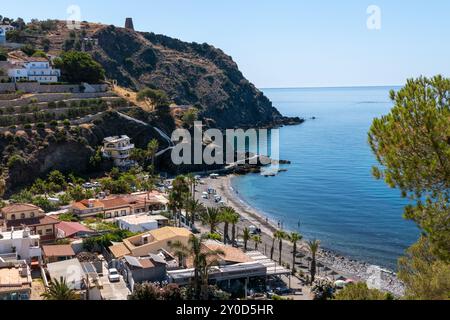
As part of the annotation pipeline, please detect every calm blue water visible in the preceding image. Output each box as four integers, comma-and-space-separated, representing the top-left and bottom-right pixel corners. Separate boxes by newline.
231, 87, 420, 270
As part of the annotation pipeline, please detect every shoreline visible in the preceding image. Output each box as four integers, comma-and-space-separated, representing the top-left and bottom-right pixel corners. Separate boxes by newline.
204, 174, 405, 297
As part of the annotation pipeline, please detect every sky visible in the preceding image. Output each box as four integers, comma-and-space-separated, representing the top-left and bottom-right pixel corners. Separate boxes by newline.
2, 0, 450, 88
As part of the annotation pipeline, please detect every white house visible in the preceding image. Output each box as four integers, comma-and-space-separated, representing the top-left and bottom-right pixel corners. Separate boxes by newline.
0, 25, 15, 44
0, 228, 42, 263
8, 57, 61, 83
102, 135, 136, 168
116, 214, 160, 233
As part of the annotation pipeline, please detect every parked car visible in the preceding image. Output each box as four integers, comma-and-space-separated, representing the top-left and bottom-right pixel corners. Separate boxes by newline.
108, 268, 121, 283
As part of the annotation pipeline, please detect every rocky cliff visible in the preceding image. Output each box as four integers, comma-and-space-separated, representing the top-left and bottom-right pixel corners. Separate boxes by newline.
90, 25, 301, 128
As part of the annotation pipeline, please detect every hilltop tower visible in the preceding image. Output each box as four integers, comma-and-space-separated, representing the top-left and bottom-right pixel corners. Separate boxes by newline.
125, 18, 135, 31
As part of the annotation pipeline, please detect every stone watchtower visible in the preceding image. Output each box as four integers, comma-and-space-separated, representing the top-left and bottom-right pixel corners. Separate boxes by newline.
125, 18, 135, 31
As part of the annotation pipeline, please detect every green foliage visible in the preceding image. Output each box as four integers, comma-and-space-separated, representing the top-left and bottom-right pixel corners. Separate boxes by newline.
0, 49, 7, 61
182, 108, 199, 128
31, 196, 58, 212
20, 44, 36, 56
334, 282, 393, 300
311, 279, 335, 300
369, 76, 450, 262
7, 154, 26, 168
58, 213, 80, 222
203, 232, 222, 241
41, 277, 79, 300
398, 236, 450, 300
54, 51, 105, 84
32, 50, 47, 58
129, 283, 184, 301
83, 229, 136, 252
137, 88, 170, 107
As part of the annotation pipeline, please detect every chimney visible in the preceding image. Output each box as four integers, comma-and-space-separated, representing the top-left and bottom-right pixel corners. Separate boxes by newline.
125, 18, 135, 31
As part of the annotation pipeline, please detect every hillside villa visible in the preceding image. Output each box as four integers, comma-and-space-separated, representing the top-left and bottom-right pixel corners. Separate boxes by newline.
108, 227, 192, 259
0, 24, 15, 45
0, 204, 59, 242
6, 51, 60, 83
102, 135, 135, 168
70, 191, 169, 219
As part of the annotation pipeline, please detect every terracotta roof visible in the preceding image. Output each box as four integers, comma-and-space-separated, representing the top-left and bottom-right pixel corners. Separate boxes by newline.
6, 215, 59, 228
150, 227, 192, 241
1, 203, 43, 214
109, 243, 131, 259
100, 197, 130, 210
72, 200, 103, 211
57, 221, 93, 238
203, 241, 251, 264
42, 245, 75, 257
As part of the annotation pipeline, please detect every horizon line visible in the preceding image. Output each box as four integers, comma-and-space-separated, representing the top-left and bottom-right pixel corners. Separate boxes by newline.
259, 84, 403, 90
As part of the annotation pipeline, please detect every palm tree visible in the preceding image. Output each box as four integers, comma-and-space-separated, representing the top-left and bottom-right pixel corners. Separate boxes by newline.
229, 211, 240, 247
289, 232, 303, 275
170, 235, 224, 300
242, 227, 251, 252
200, 207, 221, 234
170, 176, 190, 226
307, 239, 320, 284
270, 234, 276, 261
220, 207, 236, 244
252, 235, 262, 251
147, 139, 159, 174
185, 199, 204, 229
185, 173, 197, 201
41, 277, 78, 300
274, 230, 287, 265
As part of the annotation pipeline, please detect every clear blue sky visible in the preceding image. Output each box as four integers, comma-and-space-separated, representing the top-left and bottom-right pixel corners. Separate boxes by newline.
2, 0, 450, 88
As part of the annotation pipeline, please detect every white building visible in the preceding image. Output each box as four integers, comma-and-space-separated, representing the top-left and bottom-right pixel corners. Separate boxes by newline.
102, 135, 135, 168
0, 228, 42, 263
116, 214, 169, 233
0, 25, 15, 44
8, 57, 61, 83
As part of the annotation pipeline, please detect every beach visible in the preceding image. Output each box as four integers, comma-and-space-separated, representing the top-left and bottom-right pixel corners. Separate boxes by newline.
195, 175, 405, 297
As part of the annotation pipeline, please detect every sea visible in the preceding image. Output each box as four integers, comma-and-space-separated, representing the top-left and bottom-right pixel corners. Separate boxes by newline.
231, 86, 420, 270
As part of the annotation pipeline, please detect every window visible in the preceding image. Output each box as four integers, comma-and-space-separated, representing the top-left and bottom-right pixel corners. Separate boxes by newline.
121, 210, 126, 216
106, 213, 111, 218
10, 214, 16, 220
30, 212, 35, 218
37, 230, 42, 235
46, 229, 53, 235
20, 213, 25, 219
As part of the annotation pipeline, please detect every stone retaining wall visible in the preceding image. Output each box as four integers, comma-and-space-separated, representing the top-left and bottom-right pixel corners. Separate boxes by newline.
0, 82, 109, 94
0, 92, 117, 108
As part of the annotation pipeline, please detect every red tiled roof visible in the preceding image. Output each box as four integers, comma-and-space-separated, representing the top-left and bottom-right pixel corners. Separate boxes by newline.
100, 197, 130, 210
42, 245, 75, 257
1, 203, 43, 214
57, 221, 93, 238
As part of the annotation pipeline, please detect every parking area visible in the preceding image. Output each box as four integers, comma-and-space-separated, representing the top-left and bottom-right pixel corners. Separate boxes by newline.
99, 262, 130, 300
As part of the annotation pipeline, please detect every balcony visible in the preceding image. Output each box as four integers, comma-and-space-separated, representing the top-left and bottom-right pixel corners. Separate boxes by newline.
103, 144, 135, 151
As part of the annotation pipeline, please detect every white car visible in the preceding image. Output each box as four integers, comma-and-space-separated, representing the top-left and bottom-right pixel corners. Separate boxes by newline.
108, 268, 121, 283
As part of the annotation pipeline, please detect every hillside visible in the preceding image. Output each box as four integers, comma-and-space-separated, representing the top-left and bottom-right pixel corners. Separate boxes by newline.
23, 20, 302, 128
